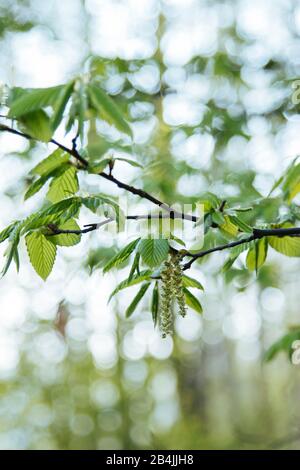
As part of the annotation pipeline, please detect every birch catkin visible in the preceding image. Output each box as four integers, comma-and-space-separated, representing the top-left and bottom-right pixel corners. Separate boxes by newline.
159, 252, 186, 337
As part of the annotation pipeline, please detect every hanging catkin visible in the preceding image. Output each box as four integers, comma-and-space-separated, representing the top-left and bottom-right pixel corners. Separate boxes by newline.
159, 252, 186, 337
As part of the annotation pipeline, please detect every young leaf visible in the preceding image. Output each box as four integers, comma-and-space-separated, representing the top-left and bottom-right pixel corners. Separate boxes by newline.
77, 82, 88, 141
19, 109, 52, 142
219, 215, 238, 237
25, 231, 57, 280
221, 255, 239, 273
198, 192, 220, 211
169, 234, 186, 247
182, 274, 204, 291
114, 157, 142, 168
51, 81, 74, 131
151, 282, 159, 327
246, 238, 268, 272
0, 222, 19, 244
128, 252, 140, 282
2, 223, 21, 276
30, 149, 69, 176
228, 215, 252, 233
81, 195, 124, 230
183, 287, 203, 314
203, 213, 213, 232
24, 167, 63, 201
47, 166, 79, 203
282, 161, 300, 202
103, 238, 140, 273
125, 282, 151, 318
268, 175, 284, 197
269, 235, 300, 257
88, 158, 111, 174
13, 247, 20, 272
137, 238, 169, 268
230, 206, 253, 212
264, 329, 300, 362
222, 235, 252, 272
88, 84, 132, 136
8, 85, 64, 117
108, 270, 152, 302
212, 211, 225, 226
48, 219, 81, 246
23, 197, 81, 232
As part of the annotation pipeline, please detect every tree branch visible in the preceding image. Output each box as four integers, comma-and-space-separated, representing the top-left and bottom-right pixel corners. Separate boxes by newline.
98, 172, 197, 221
183, 227, 300, 270
0, 123, 88, 167
47, 213, 191, 235
2, 122, 300, 271
0, 122, 197, 221
47, 218, 114, 235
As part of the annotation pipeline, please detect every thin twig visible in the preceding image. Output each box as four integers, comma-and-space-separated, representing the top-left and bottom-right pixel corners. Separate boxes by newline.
47, 218, 114, 235
183, 227, 300, 270
47, 213, 192, 235
2, 122, 300, 272
98, 172, 198, 221
0, 123, 197, 221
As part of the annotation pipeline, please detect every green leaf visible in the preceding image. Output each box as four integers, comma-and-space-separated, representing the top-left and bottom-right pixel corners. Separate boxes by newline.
128, 252, 140, 282
221, 256, 238, 273
212, 211, 225, 226
108, 270, 152, 303
25, 174, 51, 201
231, 206, 253, 212
81, 195, 117, 214
8, 85, 64, 117
103, 238, 140, 273
221, 238, 252, 271
183, 287, 203, 314
114, 157, 142, 168
125, 282, 150, 318
48, 219, 81, 246
151, 282, 159, 327
77, 82, 88, 141
220, 215, 238, 237
282, 160, 300, 202
13, 247, 20, 272
269, 236, 300, 257
228, 215, 252, 233
51, 81, 74, 131
20, 109, 52, 142
137, 238, 169, 268
81, 195, 124, 230
231, 241, 252, 257
0, 222, 18, 244
246, 238, 268, 272
47, 166, 78, 203
87, 118, 111, 160
2, 223, 21, 276
88, 84, 132, 136
198, 192, 220, 211
24, 166, 65, 201
264, 329, 300, 362
169, 234, 186, 247
182, 274, 204, 291
88, 158, 111, 174
31, 149, 69, 176
203, 213, 213, 232
268, 174, 285, 196
23, 197, 81, 232
25, 231, 57, 280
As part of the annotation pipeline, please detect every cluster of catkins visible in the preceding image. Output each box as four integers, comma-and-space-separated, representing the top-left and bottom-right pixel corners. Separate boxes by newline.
160, 252, 186, 337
